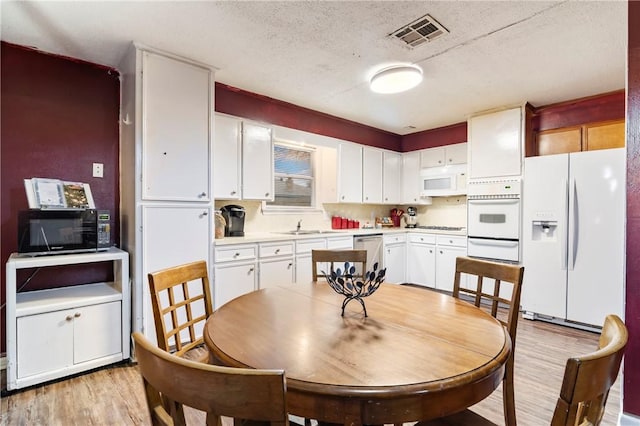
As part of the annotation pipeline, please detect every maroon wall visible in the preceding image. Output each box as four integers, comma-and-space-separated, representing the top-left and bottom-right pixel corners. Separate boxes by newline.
625, 0, 640, 417
532, 90, 625, 132
401, 122, 467, 152
0, 42, 121, 354
215, 83, 401, 151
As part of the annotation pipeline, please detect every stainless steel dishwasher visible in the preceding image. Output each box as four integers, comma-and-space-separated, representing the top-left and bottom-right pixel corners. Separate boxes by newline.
353, 234, 383, 273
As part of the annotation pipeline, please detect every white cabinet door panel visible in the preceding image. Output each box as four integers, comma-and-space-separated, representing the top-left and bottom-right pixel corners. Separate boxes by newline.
436, 246, 466, 292
73, 302, 122, 364
142, 205, 211, 339
259, 257, 294, 289
213, 114, 241, 199
408, 243, 436, 288
214, 261, 257, 308
242, 122, 274, 200
469, 107, 522, 179
142, 51, 211, 201
383, 151, 402, 204
363, 147, 383, 204
17, 310, 73, 378
337, 143, 362, 203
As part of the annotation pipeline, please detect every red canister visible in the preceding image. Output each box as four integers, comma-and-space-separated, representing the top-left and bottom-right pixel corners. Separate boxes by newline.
341, 217, 348, 229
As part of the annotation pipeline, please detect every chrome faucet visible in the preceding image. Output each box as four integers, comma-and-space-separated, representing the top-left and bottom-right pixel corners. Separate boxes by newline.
296, 220, 302, 232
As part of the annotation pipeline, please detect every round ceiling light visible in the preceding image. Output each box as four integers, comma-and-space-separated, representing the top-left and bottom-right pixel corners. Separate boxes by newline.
369, 64, 423, 94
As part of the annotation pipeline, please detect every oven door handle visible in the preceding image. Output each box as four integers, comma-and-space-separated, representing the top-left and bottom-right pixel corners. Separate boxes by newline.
468, 239, 519, 248
467, 198, 520, 205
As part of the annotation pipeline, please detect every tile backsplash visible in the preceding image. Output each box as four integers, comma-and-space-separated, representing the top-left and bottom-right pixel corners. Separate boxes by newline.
215, 196, 467, 233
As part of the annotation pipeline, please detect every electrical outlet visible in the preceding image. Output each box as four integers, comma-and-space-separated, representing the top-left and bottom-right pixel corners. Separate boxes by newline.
92, 163, 104, 178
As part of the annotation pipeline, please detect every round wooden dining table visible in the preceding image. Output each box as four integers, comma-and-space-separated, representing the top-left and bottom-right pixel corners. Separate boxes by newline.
204, 282, 510, 426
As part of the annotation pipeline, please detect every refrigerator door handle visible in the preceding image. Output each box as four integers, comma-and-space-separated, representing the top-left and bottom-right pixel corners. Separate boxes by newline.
561, 178, 568, 271
572, 178, 579, 269
568, 178, 578, 271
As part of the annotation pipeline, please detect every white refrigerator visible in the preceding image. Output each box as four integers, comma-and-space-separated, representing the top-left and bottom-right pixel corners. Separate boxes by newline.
521, 148, 625, 327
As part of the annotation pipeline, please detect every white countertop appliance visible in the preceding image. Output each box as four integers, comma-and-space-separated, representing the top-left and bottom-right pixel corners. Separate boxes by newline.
521, 148, 625, 328
466, 179, 522, 262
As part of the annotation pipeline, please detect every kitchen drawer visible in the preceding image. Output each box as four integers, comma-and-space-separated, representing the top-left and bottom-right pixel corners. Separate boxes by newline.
384, 234, 406, 244
296, 238, 326, 254
409, 233, 436, 244
215, 244, 258, 262
436, 235, 467, 248
259, 241, 294, 258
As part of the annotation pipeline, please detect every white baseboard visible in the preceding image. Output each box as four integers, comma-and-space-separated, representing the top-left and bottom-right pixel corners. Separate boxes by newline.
620, 412, 640, 425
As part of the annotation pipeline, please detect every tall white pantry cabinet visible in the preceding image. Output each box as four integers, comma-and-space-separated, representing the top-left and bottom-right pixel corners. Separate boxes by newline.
120, 44, 215, 342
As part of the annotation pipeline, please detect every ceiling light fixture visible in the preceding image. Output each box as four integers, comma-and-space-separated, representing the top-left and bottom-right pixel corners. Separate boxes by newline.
369, 64, 423, 94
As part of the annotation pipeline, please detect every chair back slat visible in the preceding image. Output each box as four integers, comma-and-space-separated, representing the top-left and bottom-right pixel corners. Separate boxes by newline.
133, 332, 288, 426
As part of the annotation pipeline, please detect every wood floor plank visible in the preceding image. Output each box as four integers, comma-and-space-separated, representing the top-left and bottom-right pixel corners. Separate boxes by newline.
0, 316, 621, 425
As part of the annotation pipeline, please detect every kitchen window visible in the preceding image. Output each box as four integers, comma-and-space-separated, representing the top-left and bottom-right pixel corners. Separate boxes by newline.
264, 142, 316, 210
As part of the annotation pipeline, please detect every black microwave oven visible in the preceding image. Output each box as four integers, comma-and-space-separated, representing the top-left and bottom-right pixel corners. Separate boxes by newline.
18, 209, 111, 256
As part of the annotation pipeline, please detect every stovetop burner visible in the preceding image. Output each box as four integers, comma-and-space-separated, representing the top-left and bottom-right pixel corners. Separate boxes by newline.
416, 226, 466, 231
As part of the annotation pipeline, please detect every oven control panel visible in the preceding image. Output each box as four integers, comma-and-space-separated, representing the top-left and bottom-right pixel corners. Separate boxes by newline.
467, 178, 521, 198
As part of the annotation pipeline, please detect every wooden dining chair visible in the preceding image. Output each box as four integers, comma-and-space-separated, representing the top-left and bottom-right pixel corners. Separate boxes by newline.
418, 256, 524, 426
551, 314, 628, 425
311, 249, 367, 281
418, 314, 627, 426
147, 260, 214, 363
133, 332, 289, 426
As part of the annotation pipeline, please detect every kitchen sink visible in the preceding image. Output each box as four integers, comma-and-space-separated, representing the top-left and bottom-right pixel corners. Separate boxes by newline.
275, 230, 341, 235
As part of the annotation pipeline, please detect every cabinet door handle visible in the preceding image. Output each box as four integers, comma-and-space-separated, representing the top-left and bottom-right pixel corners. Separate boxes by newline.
74, 312, 81, 318
230, 190, 237, 195
248, 267, 255, 273
440, 250, 443, 254
287, 263, 293, 269
265, 192, 270, 197
201, 211, 208, 216
198, 192, 207, 198
66, 315, 74, 321
429, 249, 433, 253
275, 249, 280, 254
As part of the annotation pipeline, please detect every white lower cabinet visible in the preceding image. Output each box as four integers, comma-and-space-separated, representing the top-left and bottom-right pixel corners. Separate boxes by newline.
5, 248, 130, 390
435, 235, 467, 292
214, 244, 258, 309
295, 238, 326, 284
17, 301, 121, 379
259, 241, 294, 289
383, 234, 407, 284
407, 234, 436, 288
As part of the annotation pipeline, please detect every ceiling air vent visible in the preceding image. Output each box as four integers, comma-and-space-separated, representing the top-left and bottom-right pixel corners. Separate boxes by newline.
390, 14, 449, 48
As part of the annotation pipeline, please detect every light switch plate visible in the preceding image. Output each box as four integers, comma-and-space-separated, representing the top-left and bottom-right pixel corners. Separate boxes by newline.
92, 163, 104, 178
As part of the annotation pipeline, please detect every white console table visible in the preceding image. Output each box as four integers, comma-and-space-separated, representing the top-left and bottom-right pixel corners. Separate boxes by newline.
5, 248, 130, 390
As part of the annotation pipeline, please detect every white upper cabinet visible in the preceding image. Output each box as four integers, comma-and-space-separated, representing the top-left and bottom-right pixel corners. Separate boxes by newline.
383, 151, 402, 204
468, 107, 523, 179
420, 143, 467, 168
337, 143, 363, 203
141, 51, 211, 201
213, 114, 241, 200
402, 151, 432, 205
362, 147, 383, 204
241, 122, 274, 201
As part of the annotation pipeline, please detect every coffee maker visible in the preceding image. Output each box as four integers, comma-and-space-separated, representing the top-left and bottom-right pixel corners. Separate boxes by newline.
220, 205, 246, 237
404, 206, 418, 228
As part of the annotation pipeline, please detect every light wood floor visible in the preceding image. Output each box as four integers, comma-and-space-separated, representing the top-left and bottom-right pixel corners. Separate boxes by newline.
1, 316, 621, 426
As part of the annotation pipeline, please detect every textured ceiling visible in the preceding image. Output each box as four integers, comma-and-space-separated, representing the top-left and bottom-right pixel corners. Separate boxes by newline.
1, 1, 627, 135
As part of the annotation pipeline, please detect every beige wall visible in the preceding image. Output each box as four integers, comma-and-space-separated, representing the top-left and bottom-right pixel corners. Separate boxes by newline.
215, 197, 467, 233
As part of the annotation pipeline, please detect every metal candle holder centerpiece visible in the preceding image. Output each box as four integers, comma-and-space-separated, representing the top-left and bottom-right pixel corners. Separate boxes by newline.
323, 262, 386, 317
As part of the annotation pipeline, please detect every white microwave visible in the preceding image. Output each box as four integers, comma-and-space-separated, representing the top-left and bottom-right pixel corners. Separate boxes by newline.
420, 164, 467, 197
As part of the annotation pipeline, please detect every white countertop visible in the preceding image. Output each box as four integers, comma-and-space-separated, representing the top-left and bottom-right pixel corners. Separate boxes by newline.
214, 227, 467, 246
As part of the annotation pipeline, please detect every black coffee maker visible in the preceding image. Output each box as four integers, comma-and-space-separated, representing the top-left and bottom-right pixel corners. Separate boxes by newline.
220, 205, 246, 237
